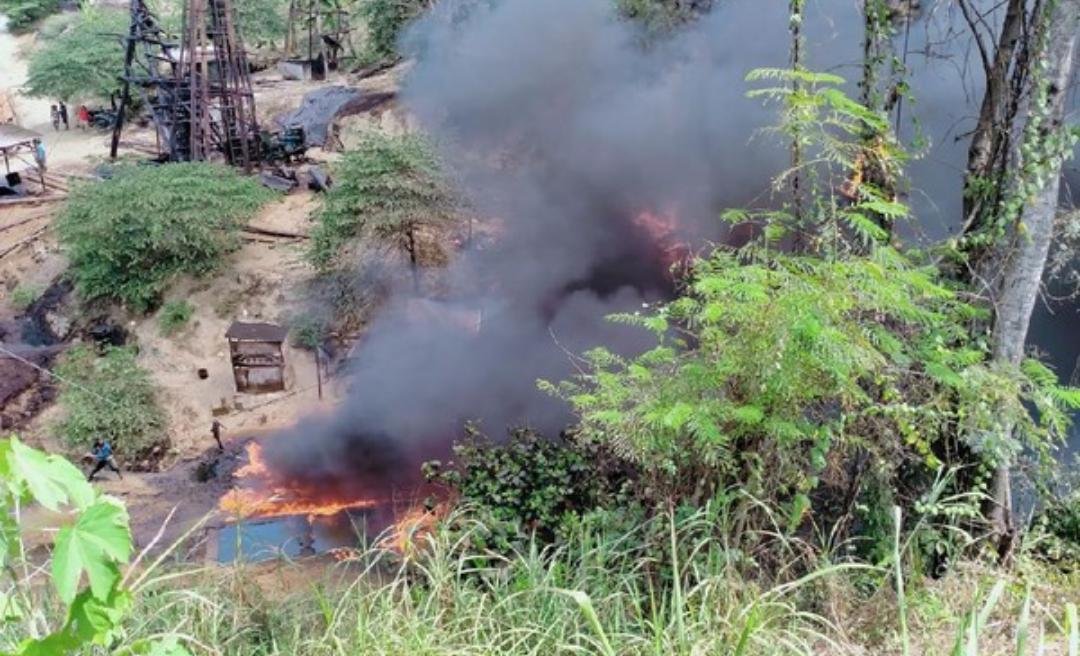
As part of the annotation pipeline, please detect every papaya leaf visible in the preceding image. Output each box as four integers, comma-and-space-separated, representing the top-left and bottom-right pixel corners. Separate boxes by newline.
9, 436, 95, 512
52, 498, 132, 604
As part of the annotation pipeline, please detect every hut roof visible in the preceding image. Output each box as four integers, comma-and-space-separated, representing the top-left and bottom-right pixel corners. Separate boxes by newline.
225, 321, 289, 342
0, 124, 42, 151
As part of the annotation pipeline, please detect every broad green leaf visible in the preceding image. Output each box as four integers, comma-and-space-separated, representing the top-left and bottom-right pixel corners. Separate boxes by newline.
14, 632, 77, 656
52, 498, 132, 604
10, 436, 95, 512
121, 636, 193, 656
65, 588, 132, 646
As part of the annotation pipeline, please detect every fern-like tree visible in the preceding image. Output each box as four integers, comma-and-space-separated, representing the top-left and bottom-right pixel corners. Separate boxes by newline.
311, 131, 457, 290
24, 9, 128, 103
58, 163, 274, 312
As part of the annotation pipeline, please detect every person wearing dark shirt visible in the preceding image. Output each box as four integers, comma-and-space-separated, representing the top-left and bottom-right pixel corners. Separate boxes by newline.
211, 420, 225, 451
87, 439, 122, 481
58, 101, 69, 130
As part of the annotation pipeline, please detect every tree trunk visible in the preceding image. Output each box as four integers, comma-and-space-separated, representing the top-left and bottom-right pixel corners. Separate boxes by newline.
988, 0, 1080, 544
961, 0, 1028, 244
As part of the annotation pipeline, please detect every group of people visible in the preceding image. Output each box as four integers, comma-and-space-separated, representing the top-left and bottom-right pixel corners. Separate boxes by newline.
85, 421, 229, 482
49, 101, 92, 131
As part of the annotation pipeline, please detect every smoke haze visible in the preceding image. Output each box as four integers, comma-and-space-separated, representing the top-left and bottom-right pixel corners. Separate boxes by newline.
261, 0, 1080, 490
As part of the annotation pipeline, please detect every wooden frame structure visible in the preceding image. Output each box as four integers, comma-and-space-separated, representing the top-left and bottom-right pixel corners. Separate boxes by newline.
225, 322, 288, 394
112, 0, 260, 169
0, 125, 46, 195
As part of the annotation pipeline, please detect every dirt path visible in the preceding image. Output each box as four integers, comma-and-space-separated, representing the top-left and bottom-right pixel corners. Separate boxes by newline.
0, 14, 125, 171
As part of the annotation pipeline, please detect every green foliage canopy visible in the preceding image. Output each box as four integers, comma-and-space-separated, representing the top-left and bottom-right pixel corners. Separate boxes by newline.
357, 0, 427, 63
233, 0, 288, 49
0, 0, 60, 31
548, 247, 1078, 513
311, 131, 456, 269
24, 9, 128, 103
54, 345, 166, 459
58, 163, 273, 312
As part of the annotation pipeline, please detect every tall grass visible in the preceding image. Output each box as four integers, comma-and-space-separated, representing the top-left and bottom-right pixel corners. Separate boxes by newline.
6, 504, 1077, 655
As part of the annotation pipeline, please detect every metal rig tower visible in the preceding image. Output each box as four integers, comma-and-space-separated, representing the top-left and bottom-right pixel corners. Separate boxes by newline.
112, 0, 261, 170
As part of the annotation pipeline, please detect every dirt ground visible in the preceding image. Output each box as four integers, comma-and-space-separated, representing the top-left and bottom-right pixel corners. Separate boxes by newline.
2, 11, 417, 550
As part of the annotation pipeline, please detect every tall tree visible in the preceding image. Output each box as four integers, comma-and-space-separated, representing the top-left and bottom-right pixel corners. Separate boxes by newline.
982, 0, 1080, 545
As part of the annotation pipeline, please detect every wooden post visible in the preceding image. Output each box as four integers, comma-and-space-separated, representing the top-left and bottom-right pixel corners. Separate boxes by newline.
315, 346, 324, 400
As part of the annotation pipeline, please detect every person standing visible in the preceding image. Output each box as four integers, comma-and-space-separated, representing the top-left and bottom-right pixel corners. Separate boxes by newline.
87, 439, 123, 481
58, 101, 69, 130
33, 140, 46, 173
49, 105, 59, 131
76, 105, 90, 130
211, 419, 225, 451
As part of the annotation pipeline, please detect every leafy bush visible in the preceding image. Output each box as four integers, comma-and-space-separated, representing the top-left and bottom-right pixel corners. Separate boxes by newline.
614, 0, 710, 34
158, 299, 194, 335
233, 0, 288, 49
1032, 489, 1080, 570
357, 0, 428, 63
424, 427, 627, 541
54, 345, 166, 459
547, 247, 1077, 528
8, 284, 41, 312
0, 0, 60, 31
310, 131, 456, 270
24, 9, 128, 102
58, 163, 274, 312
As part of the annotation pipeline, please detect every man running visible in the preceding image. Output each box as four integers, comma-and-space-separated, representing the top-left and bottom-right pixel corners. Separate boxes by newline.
87, 439, 123, 481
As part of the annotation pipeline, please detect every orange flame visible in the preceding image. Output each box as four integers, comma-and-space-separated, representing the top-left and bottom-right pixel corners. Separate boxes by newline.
634, 209, 690, 267
377, 504, 445, 558
219, 442, 379, 520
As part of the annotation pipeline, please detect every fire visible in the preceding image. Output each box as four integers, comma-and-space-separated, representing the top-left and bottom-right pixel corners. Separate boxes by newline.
633, 209, 690, 268
377, 504, 445, 558
219, 442, 379, 520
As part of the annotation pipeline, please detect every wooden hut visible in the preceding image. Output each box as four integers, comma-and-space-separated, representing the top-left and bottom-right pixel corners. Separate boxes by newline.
225, 321, 288, 394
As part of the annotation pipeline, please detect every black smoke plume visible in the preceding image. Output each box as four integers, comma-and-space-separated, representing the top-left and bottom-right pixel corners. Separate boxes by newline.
260, 0, 802, 494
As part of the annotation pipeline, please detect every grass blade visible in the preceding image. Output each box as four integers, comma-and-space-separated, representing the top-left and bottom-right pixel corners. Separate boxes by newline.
1015, 587, 1031, 656
1067, 603, 1078, 656
894, 506, 910, 656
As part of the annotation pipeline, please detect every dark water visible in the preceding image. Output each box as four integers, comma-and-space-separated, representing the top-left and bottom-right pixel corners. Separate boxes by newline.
215, 508, 387, 562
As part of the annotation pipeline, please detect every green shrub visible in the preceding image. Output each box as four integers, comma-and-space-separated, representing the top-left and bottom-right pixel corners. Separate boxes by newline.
614, 0, 708, 34
58, 163, 274, 312
158, 299, 195, 335
357, 0, 427, 63
424, 427, 627, 542
1033, 489, 1080, 570
310, 131, 456, 270
53, 344, 166, 459
0, 0, 61, 31
24, 9, 128, 102
547, 247, 1076, 525
233, 0, 288, 50
8, 284, 41, 312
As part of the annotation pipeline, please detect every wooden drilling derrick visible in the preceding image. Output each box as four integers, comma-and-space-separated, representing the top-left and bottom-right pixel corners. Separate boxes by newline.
112, 0, 260, 170
111, 0, 180, 160
175, 0, 260, 169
